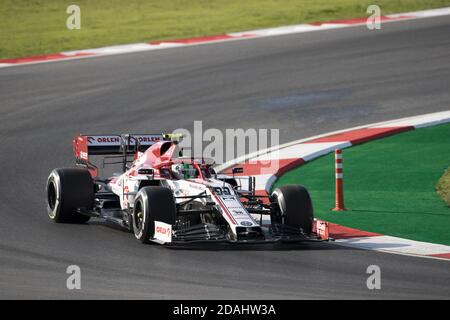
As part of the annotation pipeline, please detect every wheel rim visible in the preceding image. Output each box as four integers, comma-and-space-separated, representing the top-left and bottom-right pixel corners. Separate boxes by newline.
134, 201, 144, 234
47, 181, 57, 218
271, 192, 283, 224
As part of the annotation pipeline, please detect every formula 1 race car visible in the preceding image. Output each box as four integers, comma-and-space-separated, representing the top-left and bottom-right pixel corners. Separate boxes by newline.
46, 133, 329, 245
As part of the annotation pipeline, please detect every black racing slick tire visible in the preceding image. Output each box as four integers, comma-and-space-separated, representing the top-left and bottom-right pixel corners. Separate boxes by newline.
133, 186, 177, 243
46, 168, 93, 223
271, 185, 314, 234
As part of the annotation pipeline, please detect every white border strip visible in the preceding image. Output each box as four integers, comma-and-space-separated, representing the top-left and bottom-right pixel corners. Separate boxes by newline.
1, 7, 450, 69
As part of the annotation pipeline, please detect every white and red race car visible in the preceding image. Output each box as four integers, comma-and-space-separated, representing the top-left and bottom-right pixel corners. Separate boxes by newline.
46, 134, 329, 245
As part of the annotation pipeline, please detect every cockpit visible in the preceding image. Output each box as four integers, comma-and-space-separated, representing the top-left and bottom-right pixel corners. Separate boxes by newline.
169, 157, 216, 180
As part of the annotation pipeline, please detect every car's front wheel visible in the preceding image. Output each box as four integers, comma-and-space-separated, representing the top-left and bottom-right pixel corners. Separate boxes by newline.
271, 184, 314, 234
133, 186, 176, 243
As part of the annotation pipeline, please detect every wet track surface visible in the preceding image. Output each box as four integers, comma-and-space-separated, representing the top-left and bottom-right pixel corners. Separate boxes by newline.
0, 16, 449, 298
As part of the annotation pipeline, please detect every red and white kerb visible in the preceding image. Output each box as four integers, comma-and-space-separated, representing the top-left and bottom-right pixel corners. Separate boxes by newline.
332, 149, 346, 211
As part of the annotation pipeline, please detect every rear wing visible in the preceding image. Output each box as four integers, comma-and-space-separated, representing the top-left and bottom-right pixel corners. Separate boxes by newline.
73, 133, 176, 176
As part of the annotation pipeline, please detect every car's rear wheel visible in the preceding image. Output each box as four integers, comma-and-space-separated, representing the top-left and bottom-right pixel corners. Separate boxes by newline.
133, 186, 176, 243
46, 168, 93, 223
271, 185, 314, 234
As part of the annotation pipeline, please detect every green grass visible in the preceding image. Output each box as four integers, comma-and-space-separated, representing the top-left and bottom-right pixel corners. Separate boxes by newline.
1, 0, 450, 59
437, 168, 450, 206
273, 123, 450, 245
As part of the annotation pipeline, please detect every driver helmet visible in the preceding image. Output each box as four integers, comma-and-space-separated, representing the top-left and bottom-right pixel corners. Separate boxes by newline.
172, 163, 197, 179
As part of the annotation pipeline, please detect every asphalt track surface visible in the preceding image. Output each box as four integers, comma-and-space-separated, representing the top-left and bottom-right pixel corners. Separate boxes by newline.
1, 16, 450, 299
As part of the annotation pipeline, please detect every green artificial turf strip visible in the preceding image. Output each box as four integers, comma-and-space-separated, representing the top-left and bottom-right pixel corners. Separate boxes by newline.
274, 123, 450, 245
1, 0, 450, 59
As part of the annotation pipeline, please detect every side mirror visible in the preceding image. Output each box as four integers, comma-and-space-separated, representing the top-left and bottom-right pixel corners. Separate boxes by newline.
232, 167, 243, 175
138, 168, 154, 175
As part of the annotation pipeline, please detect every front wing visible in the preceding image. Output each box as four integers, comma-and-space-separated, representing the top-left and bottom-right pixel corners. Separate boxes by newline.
151, 219, 332, 245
